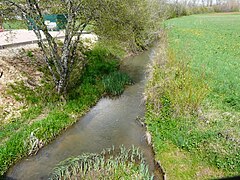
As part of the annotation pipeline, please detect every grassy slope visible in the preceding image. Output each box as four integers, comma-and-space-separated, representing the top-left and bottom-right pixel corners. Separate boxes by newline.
146, 14, 240, 179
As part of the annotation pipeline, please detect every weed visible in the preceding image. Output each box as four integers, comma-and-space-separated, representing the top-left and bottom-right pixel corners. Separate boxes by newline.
26, 50, 33, 58
49, 146, 153, 180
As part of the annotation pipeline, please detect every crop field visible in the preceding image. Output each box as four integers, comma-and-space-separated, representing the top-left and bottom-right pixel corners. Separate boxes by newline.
146, 13, 240, 179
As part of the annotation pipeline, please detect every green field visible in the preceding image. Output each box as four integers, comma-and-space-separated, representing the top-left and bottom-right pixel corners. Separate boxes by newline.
167, 14, 240, 111
146, 14, 240, 179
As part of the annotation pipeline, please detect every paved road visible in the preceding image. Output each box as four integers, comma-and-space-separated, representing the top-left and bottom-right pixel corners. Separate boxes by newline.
0, 30, 95, 51
0, 30, 65, 49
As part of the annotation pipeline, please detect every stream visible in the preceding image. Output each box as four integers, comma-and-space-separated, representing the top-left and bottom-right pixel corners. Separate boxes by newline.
6, 46, 162, 180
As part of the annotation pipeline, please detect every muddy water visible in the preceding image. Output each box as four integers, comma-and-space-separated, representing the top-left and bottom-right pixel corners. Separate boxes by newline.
6, 48, 161, 180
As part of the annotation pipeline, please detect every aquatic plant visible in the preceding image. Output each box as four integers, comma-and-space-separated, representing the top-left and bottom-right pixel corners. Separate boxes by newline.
49, 145, 153, 180
102, 71, 133, 96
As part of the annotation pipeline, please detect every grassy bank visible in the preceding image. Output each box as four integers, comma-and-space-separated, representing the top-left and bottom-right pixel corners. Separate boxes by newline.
146, 14, 240, 179
0, 45, 131, 176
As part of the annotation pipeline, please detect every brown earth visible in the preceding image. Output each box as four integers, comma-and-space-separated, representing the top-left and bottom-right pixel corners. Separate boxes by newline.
0, 47, 44, 125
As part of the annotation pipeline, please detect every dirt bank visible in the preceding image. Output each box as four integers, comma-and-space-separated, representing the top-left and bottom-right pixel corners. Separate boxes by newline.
0, 47, 44, 124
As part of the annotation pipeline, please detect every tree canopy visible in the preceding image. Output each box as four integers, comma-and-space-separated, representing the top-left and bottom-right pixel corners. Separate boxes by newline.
1, 0, 160, 95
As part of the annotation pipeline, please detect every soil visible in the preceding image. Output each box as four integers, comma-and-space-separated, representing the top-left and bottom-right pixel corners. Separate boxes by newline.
0, 47, 44, 124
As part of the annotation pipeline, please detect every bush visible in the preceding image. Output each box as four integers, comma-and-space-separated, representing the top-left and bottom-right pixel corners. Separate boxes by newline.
84, 45, 119, 82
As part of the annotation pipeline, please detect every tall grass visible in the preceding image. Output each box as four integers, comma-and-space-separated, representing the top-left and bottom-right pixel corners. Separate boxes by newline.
50, 146, 153, 180
147, 33, 208, 118
102, 71, 132, 96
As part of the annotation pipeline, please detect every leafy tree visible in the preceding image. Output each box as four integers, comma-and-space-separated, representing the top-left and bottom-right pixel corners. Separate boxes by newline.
2, 0, 160, 95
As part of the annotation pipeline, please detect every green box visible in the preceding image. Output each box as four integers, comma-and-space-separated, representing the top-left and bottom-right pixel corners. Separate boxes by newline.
28, 14, 67, 31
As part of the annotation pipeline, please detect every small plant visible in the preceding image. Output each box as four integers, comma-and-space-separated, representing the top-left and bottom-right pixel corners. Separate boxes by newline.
102, 71, 133, 96
27, 130, 44, 155
49, 145, 153, 180
26, 50, 33, 58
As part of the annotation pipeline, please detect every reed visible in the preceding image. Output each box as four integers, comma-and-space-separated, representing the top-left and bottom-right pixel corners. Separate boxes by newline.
50, 146, 153, 180
102, 71, 132, 96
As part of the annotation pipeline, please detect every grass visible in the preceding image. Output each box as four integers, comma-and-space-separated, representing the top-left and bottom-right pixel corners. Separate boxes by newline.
49, 146, 153, 179
103, 71, 133, 96
3, 20, 27, 30
146, 13, 240, 179
0, 44, 131, 176
166, 14, 240, 111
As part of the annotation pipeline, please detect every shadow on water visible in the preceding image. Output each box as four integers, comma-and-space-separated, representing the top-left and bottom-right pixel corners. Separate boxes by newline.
6, 47, 163, 179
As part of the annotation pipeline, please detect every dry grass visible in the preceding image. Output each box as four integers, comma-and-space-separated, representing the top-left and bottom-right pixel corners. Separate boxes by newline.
147, 31, 208, 118
0, 50, 44, 124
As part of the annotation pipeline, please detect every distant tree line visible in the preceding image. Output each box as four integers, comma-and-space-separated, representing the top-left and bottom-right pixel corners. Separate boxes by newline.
163, 0, 240, 18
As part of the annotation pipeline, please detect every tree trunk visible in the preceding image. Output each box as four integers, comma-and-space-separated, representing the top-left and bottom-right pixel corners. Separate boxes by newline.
57, 75, 67, 95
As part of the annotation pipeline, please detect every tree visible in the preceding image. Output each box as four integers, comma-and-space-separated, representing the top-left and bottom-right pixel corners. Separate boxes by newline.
93, 0, 155, 51
3, 0, 93, 94
2, 0, 158, 95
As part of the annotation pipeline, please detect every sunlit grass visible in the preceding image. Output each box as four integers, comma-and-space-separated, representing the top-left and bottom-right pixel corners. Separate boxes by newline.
154, 142, 224, 180
166, 14, 240, 112
3, 20, 27, 30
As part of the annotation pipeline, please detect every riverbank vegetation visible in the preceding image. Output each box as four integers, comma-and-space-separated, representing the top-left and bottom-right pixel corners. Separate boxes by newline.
146, 14, 240, 179
0, 44, 133, 176
50, 146, 152, 179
